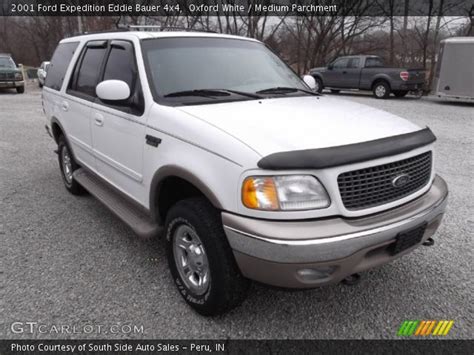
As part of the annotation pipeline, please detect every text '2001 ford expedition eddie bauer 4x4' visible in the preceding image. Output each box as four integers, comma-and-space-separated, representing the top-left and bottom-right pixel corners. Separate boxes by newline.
42, 30, 448, 316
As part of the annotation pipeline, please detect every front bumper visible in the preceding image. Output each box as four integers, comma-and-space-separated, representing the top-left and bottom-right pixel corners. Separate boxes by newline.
223, 175, 448, 288
0, 80, 24, 88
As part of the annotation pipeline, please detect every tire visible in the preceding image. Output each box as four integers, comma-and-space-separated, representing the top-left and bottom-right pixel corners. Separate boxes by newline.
330, 89, 340, 94
165, 197, 249, 316
58, 135, 85, 195
313, 77, 323, 93
393, 90, 408, 97
16, 86, 25, 94
372, 81, 390, 99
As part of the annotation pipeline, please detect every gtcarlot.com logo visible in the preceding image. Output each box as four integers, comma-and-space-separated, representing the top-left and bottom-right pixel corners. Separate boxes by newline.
10, 322, 144, 335
397, 320, 454, 336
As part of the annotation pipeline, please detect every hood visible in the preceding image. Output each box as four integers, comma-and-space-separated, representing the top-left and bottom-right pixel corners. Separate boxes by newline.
0, 67, 19, 73
177, 95, 421, 157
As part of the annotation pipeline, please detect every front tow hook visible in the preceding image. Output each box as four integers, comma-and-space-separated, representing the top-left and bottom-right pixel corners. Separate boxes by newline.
341, 273, 361, 286
423, 237, 435, 246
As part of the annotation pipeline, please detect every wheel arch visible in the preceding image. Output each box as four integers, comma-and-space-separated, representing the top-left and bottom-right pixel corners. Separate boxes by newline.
371, 76, 391, 90
150, 165, 223, 225
50, 117, 79, 163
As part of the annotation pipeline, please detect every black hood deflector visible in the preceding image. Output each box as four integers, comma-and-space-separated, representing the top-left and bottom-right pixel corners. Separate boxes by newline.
257, 127, 436, 170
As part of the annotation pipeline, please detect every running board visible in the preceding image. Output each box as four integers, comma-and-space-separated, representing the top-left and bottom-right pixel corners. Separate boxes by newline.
73, 168, 162, 239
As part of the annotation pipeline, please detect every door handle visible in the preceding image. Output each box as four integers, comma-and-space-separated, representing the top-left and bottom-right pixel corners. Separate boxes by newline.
94, 113, 104, 126
342, 71, 347, 74
61, 101, 69, 111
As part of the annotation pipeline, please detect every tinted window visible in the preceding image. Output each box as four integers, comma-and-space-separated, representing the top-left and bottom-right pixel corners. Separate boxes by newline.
0, 57, 15, 68
348, 58, 360, 68
103, 42, 136, 89
365, 57, 384, 67
141, 37, 306, 101
45, 42, 78, 90
333, 58, 349, 69
73, 46, 107, 97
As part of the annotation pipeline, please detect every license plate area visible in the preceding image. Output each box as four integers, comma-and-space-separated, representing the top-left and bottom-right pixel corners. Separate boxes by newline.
390, 223, 427, 255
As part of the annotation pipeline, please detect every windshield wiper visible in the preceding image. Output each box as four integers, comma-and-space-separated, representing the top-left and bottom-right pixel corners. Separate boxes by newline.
256, 87, 319, 96
164, 88, 261, 99
219, 89, 262, 99
164, 89, 231, 98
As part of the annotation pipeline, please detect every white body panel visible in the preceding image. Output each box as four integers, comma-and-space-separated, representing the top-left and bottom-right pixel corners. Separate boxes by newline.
42, 31, 434, 222
177, 95, 420, 157
90, 102, 147, 202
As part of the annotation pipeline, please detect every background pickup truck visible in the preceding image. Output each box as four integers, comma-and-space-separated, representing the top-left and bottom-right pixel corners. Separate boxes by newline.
309, 55, 426, 99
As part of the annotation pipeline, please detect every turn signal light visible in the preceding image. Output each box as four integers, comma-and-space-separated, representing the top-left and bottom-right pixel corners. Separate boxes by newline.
242, 177, 279, 210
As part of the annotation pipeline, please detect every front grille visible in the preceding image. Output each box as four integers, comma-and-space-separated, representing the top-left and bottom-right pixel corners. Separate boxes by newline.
338, 152, 432, 210
0, 72, 14, 81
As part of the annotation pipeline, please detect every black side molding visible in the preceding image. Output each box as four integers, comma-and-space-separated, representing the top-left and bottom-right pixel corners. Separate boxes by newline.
257, 127, 436, 170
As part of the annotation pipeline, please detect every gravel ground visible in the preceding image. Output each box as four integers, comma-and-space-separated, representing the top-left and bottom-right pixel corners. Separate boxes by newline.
1, 84, 473, 339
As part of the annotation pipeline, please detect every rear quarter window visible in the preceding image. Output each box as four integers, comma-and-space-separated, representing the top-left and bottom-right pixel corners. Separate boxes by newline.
45, 42, 79, 91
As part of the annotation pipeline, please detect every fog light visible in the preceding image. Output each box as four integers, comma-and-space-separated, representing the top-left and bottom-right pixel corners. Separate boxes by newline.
296, 266, 336, 282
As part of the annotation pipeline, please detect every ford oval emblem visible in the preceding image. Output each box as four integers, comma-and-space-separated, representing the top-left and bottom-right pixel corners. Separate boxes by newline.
392, 174, 410, 188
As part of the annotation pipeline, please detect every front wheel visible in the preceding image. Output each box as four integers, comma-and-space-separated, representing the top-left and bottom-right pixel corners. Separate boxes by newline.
313, 77, 323, 93
165, 197, 249, 316
16, 86, 25, 94
373, 81, 390, 99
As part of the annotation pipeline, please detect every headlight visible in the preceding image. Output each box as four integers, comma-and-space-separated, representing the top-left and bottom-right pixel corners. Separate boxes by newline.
242, 175, 330, 211
14, 72, 23, 80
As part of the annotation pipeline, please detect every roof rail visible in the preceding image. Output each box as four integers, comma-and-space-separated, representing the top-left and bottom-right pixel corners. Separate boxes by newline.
128, 25, 216, 33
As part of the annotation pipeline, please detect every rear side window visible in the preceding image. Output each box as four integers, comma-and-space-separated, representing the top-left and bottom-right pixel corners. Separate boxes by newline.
348, 58, 360, 68
45, 42, 79, 91
365, 57, 384, 68
333, 58, 349, 69
72, 44, 107, 97
103, 41, 136, 89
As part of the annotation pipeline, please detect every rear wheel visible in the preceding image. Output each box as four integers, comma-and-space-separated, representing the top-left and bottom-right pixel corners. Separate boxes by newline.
165, 197, 249, 316
16, 86, 24, 94
393, 90, 408, 97
313, 77, 323, 93
373, 81, 390, 99
58, 136, 85, 195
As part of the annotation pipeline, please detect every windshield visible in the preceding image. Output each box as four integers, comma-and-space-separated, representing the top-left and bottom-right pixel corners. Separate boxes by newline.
141, 37, 307, 105
0, 57, 16, 69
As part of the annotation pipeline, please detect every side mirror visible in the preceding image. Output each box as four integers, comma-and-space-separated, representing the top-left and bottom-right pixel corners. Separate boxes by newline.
96, 80, 130, 101
327, 63, 333, 70
303, 75, 316, 90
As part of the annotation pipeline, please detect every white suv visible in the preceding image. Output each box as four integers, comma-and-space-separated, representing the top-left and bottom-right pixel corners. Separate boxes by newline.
43, 30, 448, 316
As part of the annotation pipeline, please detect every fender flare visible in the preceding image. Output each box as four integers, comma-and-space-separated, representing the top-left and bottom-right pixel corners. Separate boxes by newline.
371, 75, 392, 89
149, 165, 223, 224
50, 117, 79, 162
